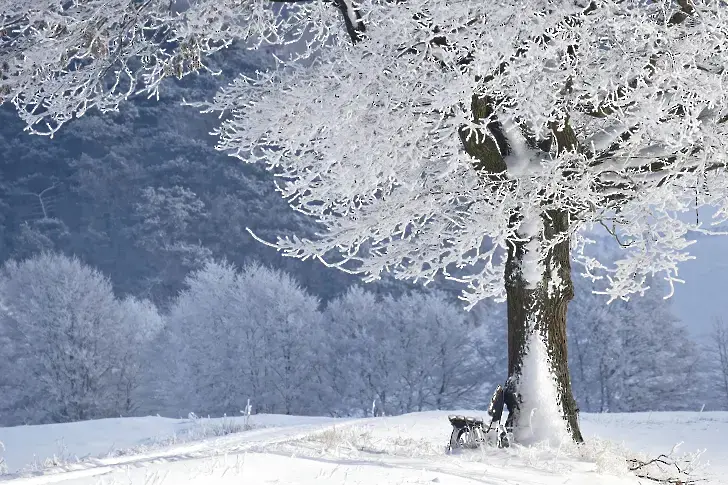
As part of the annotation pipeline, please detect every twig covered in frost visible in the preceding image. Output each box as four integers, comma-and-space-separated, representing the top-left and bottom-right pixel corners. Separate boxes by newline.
627, 443, 707, 485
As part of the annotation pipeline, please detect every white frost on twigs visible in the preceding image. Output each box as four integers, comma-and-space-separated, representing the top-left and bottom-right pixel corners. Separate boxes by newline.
626, 443, 707, 485
3, 0, 728, 309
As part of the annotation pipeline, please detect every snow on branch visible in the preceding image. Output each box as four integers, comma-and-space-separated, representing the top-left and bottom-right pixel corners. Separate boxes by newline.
0, 0, 341, 136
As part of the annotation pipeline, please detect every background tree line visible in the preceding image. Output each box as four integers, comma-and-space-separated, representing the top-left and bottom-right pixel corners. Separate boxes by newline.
0, 251, 725, 427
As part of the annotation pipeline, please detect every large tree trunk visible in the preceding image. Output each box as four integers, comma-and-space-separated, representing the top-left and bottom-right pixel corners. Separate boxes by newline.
459, 92, 583, 441
505, 209, 583, 443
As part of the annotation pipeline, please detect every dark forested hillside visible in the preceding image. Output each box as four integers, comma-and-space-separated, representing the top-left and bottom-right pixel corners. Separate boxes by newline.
0, 50, 363, 305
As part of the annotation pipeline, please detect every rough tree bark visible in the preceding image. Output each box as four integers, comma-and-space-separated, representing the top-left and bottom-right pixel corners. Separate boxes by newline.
505, 209, 583, 442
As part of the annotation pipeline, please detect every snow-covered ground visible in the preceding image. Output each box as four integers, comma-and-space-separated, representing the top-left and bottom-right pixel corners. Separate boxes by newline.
0, 411, 725, 485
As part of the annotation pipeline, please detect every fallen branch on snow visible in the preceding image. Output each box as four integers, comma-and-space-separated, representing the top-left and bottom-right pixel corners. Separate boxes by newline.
626, 442, 706, 485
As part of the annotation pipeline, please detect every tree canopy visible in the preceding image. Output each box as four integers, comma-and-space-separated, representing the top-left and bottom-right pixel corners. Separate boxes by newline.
1, 1, 725, 305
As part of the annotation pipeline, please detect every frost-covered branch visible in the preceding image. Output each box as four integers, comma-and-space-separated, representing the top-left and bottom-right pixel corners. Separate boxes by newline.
0, 0, 344, 136
627, 444, 707, 485
4, 0, 728, 309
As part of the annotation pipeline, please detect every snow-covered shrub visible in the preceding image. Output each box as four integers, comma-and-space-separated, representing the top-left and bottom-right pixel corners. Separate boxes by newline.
301, 423, 444, 458
188, 416, 252, 438
626, 444, 706, 485
23, 440, 78, 473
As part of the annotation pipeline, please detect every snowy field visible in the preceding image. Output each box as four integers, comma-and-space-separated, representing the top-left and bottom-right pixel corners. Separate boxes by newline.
0, 411, 726, 485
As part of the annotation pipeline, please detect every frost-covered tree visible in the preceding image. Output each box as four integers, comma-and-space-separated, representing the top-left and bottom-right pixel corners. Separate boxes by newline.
113, 296, 164, 415
324, 287, 408, 416
467, 299, 509, 397
4, 0, 728, 441
11, 218, 70, 260
0, 253, 160, 424
568, 278, 699, 413
396, 291, 488, 411
323, 287, 486, 416
237, 264, 326, 415
163, 260, 324, 416
706, 318, 728, 409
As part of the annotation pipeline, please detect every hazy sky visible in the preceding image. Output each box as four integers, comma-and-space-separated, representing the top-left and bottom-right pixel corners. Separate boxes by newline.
671, 234, 728, 341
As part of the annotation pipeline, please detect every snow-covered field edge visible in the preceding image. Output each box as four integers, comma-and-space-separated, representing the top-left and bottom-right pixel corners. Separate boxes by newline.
0, 411, 725, 485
